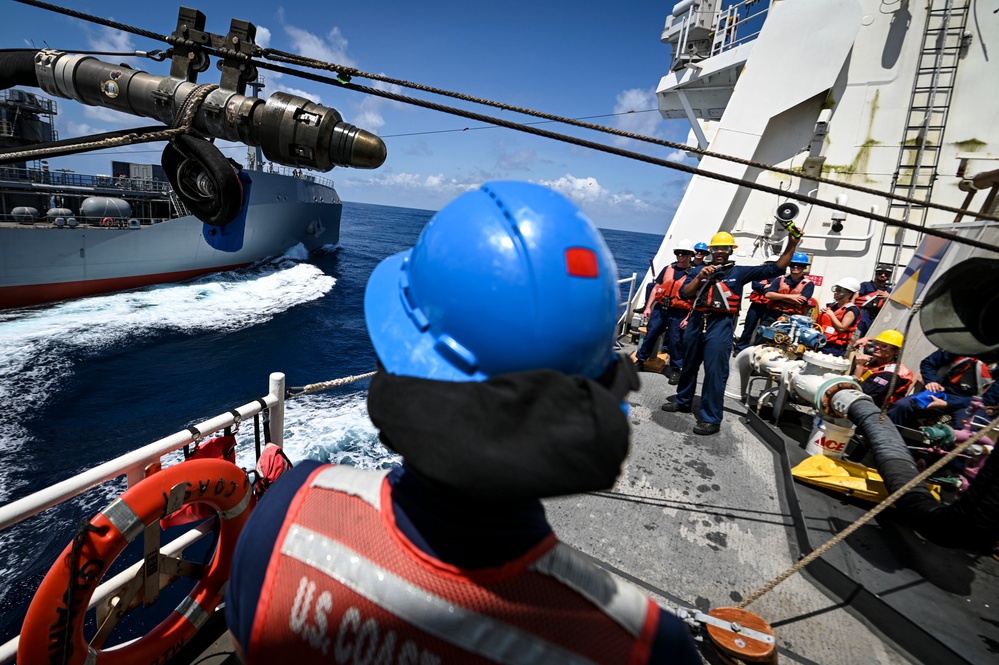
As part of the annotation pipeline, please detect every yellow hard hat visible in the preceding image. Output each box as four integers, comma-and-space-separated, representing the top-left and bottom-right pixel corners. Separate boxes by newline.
874, 329, 904, 348
708, 231, 738, 248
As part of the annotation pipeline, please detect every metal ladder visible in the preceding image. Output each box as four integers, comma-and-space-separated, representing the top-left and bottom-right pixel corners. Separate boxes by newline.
874, 0, 970, 276
168, 188, 190, 218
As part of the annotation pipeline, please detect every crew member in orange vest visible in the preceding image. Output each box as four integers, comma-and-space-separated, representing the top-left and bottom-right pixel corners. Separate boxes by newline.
662, 231, 802, 435
816, 277, 861, 357
636, 239, 694, 384
225, 183, 701, 665
761, 251, 815, 327
855, 264, 893, 338
887, 350, 997, 428
732, 254, 782, 354
854, 329, 914, 408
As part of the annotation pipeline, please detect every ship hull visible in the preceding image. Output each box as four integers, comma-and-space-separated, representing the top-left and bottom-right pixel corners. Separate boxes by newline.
0, 170, 341, 309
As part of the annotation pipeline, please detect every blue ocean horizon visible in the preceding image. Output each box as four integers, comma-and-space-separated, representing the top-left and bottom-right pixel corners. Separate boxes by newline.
0, 200, 661, 641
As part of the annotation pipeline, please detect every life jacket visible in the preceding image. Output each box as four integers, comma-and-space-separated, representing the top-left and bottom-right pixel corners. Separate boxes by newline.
816, 302, 859, 346
860, 362, 914, 405
254, 442, 294, 498
856, 282, 891, 311
748, 279, 772, 305
651, 264, 692, 310
693, 270, 741, 315
938, 356, 993, 396
768, 276, 812, 314
244, 466, 659, 665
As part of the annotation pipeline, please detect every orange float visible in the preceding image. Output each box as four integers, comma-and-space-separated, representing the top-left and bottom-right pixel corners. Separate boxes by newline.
18, 458, 251, 665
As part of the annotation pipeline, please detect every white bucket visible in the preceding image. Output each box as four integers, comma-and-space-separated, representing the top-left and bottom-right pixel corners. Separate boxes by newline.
805, 416, 854, 458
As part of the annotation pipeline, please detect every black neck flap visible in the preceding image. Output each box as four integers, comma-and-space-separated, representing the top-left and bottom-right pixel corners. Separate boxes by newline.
367, 365, 633, 502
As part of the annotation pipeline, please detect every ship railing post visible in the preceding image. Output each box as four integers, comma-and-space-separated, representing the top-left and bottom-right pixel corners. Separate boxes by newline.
269, 372, 285, 448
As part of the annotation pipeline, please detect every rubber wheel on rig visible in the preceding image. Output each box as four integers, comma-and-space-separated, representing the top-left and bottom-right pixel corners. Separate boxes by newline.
162, 134, 244, 226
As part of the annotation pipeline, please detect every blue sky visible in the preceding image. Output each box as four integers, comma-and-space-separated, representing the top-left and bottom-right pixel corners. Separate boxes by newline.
3, 0, 694, 233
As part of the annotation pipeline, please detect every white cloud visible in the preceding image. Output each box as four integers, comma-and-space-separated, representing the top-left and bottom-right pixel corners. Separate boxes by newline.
255, 25, 272, 49
538, 174, 607, 204
611, 88, 661, 146
666, 149, 688, 163
284, 25, 356, 68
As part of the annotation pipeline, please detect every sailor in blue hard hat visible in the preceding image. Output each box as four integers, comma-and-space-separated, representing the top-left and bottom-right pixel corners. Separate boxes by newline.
225, 182, 701, 665
761, 250, 815, 327
692, 241, 709, 267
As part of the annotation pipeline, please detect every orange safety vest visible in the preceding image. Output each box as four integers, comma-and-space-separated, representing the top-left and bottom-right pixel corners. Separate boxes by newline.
694, 278, 740, 314
860, 362, 914, 405
768, 276, 812, 314
651, 264, 692, 310
855, 283, 891, 309
938, 356, 993, 395
245, 466, 659, 665
748, 279, 772, 305
816, 303, 859, 346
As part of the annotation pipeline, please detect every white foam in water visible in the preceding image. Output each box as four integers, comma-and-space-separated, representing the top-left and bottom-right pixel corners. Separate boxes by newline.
0, 252, 335, 502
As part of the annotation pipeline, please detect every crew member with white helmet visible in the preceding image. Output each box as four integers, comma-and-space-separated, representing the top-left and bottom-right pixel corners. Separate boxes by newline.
817, 277, 861, 356
225, 182, 701, 664
636, 239, 695, 383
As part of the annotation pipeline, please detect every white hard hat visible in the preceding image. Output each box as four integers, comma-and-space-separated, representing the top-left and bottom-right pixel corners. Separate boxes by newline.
835, 277, 861, 293
675, 238, 695, 252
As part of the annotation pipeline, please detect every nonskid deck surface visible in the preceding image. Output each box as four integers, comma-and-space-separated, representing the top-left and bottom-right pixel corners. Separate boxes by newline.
544, 363, 915, 664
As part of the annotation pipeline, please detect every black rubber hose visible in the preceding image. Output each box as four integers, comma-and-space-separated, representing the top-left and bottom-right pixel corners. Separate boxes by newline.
0, 50, 40, 89
848, 398, 999, 549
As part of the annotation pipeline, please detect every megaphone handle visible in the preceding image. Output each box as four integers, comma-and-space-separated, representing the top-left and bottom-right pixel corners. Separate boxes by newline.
780, 219, 803, 239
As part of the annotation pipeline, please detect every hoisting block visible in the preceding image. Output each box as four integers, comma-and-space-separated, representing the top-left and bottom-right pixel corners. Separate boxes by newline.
702, 607, 777, 664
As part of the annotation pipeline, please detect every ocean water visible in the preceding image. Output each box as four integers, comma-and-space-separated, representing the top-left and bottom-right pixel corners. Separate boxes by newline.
0, 201, 661, 642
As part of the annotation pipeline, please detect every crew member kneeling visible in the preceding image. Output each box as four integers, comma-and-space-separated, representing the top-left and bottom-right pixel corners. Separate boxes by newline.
225, 182, 701, 664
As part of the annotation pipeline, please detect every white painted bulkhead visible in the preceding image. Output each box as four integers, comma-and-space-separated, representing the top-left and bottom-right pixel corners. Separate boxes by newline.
641, 0, 998, 315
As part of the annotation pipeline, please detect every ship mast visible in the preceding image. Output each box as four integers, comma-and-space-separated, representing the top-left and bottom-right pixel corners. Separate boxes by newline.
246, 77, 266, 172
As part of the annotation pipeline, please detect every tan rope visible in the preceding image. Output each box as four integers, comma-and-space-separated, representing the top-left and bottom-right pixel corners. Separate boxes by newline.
286, 371, 377, 397
738, 413, 999, 609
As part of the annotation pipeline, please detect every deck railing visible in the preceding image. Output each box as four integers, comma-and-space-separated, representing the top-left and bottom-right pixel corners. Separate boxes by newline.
0, 373, 288, 664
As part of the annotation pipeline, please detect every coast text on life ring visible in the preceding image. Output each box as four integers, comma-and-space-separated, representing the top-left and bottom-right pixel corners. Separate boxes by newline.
18, 458, 252, 665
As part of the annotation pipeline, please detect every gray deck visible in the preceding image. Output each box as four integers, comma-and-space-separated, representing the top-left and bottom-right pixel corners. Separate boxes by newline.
544, 367, 916, 664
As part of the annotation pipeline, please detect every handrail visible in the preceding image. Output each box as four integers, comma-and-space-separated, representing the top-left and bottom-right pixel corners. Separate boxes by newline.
0, 372, 285, 531
0, 372, 287, 664
616, 272, 638, 339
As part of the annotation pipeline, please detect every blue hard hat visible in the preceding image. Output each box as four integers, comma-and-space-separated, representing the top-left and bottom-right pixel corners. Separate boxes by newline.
694, 242, 709, 251
364, 181, 620, 382
791, 252, 810, 265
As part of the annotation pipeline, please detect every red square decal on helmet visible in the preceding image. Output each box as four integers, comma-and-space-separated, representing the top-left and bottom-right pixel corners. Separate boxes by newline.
565, 247, 599, 277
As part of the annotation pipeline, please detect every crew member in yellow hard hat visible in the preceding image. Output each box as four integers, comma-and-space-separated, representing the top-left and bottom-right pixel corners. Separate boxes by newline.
853, 329, 914, 408
663, 230, 801, 435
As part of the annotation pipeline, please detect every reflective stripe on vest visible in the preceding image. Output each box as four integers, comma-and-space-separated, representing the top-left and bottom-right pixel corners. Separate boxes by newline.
248, 466, 657, 665
694, 279, 740, 314
769, 277, 811, 314
817, 303, 858, 346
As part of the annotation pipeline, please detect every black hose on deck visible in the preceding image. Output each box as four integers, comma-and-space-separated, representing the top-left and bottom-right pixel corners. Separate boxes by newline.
0, 50, 40, 90
848, 399, 999, 550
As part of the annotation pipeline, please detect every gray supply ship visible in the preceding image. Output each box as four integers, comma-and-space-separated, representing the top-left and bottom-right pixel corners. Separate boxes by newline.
0, 88, 341, 310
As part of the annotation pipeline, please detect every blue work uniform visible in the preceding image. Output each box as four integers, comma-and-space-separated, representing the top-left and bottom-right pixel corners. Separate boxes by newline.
887, 351, 998, 427
855, 280, 889, 338
760, 275, 815, 327
637, 262, 691, 371
674, 262, 784, 425
733, 276, 777, 353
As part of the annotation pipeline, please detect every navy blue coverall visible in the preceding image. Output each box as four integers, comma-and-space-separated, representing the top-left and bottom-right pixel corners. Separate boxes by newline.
674, 263, 785, 425
759, 275, 815, 327
887, 351, 998, 427
636, 262, 691, 371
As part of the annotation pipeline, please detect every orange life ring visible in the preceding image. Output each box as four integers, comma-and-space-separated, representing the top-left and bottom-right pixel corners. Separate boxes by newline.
101, 217, 114, 227
18, 458, 252, 665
